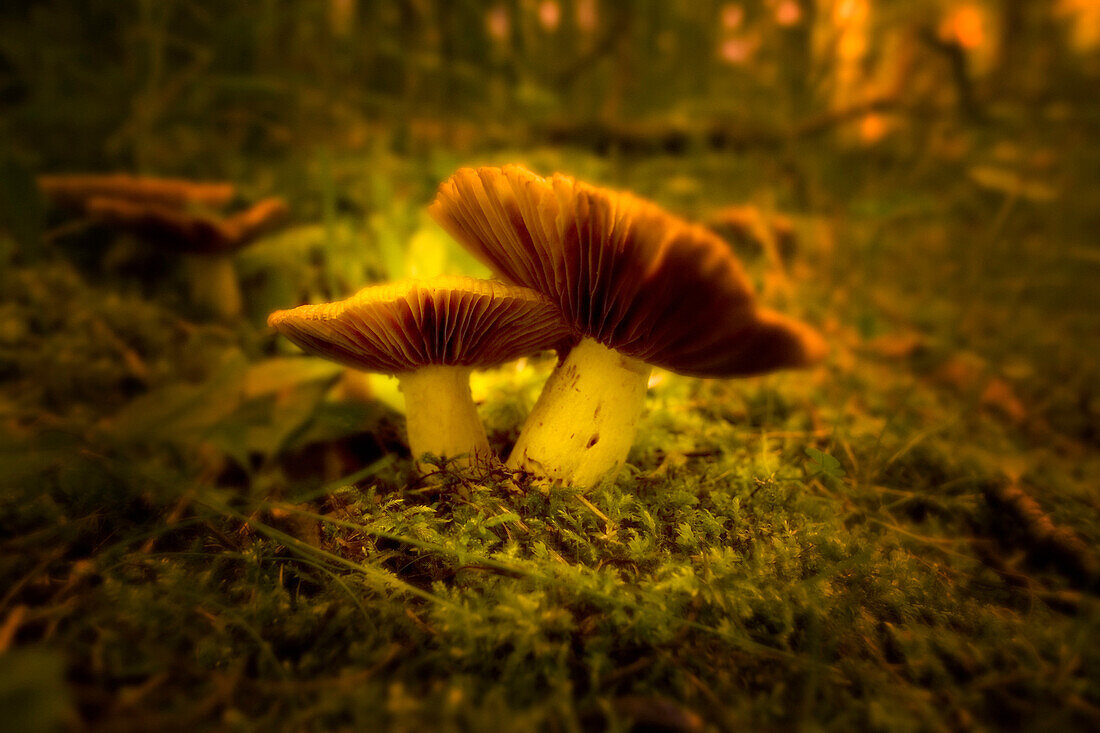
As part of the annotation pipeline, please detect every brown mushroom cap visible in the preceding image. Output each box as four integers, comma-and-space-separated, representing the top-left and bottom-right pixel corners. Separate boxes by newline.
85, 196, 289, 255
267, 276, 572, 375
429, 165, 825, 378
38, 174, 236, 211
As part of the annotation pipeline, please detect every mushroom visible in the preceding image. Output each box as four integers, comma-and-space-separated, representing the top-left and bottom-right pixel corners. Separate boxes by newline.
85, 196, 289, 320
429, 165, 826, 488
267, 276, 572, 472
37, 173, 236, 211
38, 174, 288, 319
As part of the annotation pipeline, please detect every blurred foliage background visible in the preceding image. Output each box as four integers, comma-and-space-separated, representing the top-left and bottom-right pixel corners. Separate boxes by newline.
1, 1, 1099, 731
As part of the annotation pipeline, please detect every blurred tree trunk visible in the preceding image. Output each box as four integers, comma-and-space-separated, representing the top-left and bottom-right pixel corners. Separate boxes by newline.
436, 0, 455, 119
395, 0, 423, 153
993, 0, 1027, 99
779, 0, 818, 121
601, 2, 634, 126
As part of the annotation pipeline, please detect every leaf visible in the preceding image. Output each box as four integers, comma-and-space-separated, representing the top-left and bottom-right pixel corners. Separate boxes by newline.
102, 350, 248, 443
804, 447, 845, 479
236, 224, 328, 269
285, 401, 385, 452
243, 357, 343, 400
483, 512, 521, 528
243, 381, 329, 457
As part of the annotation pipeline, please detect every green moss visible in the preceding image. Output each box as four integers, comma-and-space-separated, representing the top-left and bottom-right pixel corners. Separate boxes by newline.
3, 139, 1099, 731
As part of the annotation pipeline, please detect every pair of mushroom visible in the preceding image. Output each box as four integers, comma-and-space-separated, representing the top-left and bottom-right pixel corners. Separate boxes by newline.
269, 165, 825, 487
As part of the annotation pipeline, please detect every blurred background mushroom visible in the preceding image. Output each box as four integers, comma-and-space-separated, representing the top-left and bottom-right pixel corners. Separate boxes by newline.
38, 174, 236, 211
38, 174, 289, 319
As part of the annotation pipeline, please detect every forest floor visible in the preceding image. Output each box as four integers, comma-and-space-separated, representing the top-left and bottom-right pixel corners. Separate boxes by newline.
2, 121, 1099, 731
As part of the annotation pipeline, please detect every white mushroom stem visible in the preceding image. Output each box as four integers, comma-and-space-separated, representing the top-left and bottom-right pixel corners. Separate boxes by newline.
398, 366, 492, 473
185, 254, 242, 320
507, 338, 651, 489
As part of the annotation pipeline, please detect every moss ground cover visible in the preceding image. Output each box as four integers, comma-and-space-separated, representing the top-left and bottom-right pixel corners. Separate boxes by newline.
2, 134, 1098, 731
